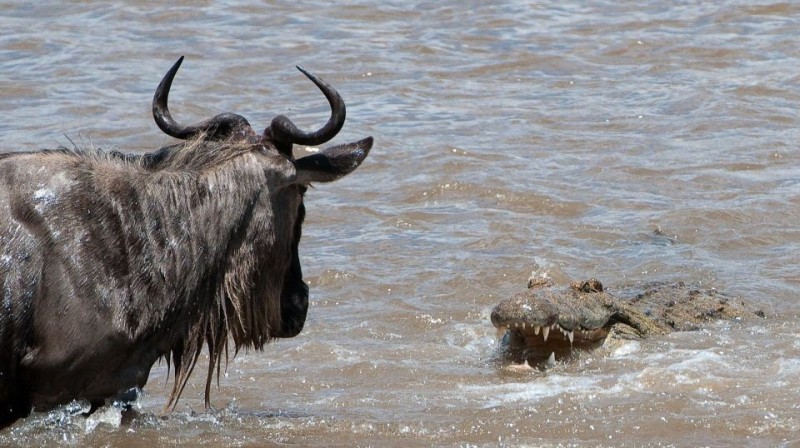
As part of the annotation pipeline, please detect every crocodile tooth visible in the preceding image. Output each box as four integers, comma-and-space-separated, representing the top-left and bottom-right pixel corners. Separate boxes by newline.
521, 322, 526, 330
547, 352, 556, 366
534, 326, 540, 335
567, 330, 574, 346
542, 326, 550, 342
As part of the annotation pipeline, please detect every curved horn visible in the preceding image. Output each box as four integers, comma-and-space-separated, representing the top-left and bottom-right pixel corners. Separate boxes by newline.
153, 56, 253, 141
269, 66, 346, 146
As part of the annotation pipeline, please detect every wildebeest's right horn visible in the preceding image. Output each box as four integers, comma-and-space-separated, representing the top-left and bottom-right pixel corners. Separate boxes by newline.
268, 66, 346, 147
153, 56, 254, 141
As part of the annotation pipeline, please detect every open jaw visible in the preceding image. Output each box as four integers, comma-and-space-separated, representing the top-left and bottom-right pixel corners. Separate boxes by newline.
493, 320, 612, 366
489, 282, 621, 366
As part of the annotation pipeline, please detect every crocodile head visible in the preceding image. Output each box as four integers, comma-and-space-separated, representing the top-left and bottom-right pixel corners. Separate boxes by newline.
490, 279, 627, 365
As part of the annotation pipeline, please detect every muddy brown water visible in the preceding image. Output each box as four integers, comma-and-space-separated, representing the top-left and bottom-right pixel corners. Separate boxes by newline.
1, 1, 800, 446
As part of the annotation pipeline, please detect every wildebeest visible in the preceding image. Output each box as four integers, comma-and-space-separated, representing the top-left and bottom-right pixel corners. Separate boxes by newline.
0, 56, 372, 428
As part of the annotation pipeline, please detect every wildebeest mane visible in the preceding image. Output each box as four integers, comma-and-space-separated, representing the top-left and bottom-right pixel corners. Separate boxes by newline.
59, 132, 255, 172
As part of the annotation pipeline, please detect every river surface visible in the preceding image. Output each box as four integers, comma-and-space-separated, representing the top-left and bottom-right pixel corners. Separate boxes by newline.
1, 1, 799, 446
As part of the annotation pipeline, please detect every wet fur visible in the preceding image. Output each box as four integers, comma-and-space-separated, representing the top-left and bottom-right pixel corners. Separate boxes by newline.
0, 135, 307, 423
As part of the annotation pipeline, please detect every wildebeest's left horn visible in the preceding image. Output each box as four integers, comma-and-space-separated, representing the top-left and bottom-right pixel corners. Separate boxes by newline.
268, 66, 346, 147
153, 56, 254, 141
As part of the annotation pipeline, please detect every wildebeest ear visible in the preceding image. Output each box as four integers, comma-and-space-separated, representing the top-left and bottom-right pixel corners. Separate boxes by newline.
294, 137, 372, 184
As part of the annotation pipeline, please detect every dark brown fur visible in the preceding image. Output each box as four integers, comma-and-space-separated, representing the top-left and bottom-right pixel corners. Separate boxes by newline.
0, 58, 372, 427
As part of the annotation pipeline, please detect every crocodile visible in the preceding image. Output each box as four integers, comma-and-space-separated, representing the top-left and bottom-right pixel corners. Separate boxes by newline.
491, 277, 766, 366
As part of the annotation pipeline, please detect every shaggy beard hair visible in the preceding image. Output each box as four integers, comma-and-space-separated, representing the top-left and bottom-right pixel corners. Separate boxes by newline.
129, 134, 289, 411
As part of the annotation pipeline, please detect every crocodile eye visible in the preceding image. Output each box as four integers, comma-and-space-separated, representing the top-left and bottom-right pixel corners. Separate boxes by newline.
576, 279, 603, 293
586, 279, 603, 292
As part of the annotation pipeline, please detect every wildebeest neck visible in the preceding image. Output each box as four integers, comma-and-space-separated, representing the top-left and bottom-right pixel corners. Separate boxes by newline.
114, 143, 304, 407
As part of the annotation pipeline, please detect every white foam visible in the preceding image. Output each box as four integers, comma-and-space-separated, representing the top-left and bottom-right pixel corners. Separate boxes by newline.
83, 406, 123, 433
609, 340, 640, 357
462, 375, 604, 408
664, 349, 729, 373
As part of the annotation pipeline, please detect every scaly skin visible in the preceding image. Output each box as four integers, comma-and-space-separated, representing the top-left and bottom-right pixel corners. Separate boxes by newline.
491, 278, 765, 365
